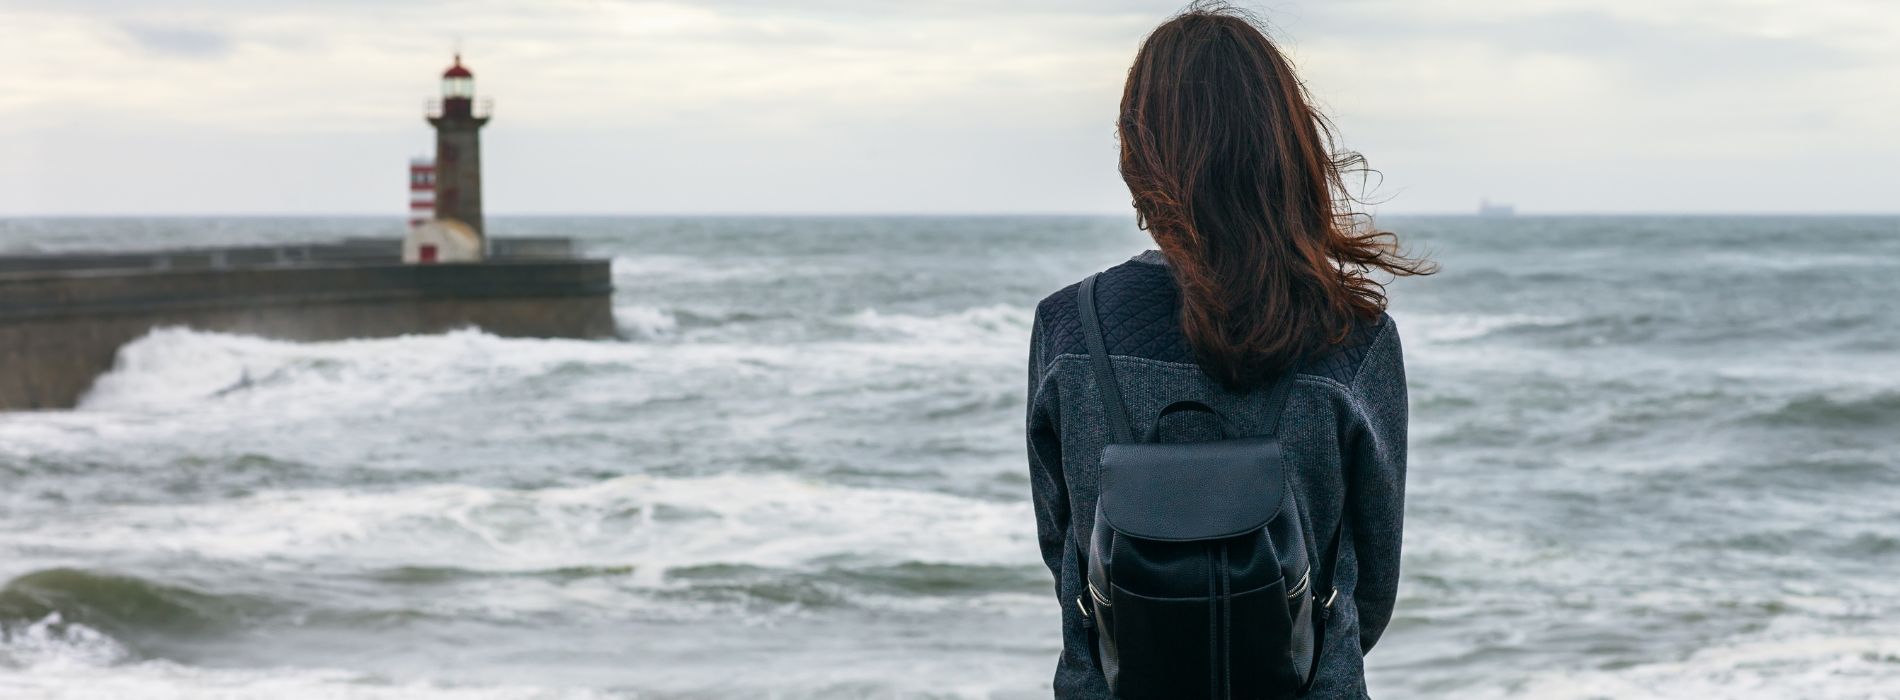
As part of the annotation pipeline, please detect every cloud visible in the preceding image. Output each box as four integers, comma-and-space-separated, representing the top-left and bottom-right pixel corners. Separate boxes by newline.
116, 22, 235, 59
0, 0, 1894, 214
1308, 8, 1860, 88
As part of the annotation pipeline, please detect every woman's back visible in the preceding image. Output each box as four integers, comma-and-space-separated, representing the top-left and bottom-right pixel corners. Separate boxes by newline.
1026, 253, 1409, 698
1025, 5, 1428, 696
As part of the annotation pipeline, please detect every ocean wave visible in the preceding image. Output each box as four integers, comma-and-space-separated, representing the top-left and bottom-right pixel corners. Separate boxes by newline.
610, 254, 796, 285
609, 305, 677, 340
0, 311, 1028, 477
1394, 311, 1575, 344
73, 327, 551, 414
607, 302, 1033, 349
1402, 305, 1898, 357
0, 653, 1044, 700
663, 561, 1048, 604
842, 304, 1033, 342
62, 303, 1028, 410
1746, 390, 1900, 429
1393, 309, 1718, 350
17, 474, 1037, 585
668, 307, 777, 329
365, 559, 1045, 599
0, 569, 284, 662
1453, 634, 1900, 700
0, 661, 624, 700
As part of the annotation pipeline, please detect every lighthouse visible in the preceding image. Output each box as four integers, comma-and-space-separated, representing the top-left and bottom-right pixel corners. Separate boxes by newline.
425, 54, 490, 238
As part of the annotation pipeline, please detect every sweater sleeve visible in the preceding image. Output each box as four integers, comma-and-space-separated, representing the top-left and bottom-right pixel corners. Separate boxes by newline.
1028, 301, 1115, 698
1026, 312, 1069, 586
1345, 319, 1408, 653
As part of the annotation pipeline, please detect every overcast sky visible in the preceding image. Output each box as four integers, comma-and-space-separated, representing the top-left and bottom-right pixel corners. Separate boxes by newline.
0, 0, 1894, 215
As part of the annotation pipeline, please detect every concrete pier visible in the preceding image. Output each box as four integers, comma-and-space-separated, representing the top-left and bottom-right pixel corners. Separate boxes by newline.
0, 240, 614, 411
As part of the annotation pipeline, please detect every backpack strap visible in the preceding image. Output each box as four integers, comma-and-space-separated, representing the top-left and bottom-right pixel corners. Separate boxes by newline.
1258, 370, 1294, 439
1301, 510, 1346, 693
1077, 274, 1136, 445
1301, 439, 1350, 693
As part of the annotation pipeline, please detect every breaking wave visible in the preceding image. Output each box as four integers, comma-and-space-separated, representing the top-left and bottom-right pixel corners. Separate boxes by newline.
19, 473, 1038, 586
0, 569, 263, 645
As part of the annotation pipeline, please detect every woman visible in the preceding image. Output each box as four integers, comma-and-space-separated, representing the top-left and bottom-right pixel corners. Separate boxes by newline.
1025, 6, 1430, 698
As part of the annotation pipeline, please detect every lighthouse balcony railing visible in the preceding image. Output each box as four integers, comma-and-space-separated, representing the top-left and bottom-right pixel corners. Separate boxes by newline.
425, 97, 494, 120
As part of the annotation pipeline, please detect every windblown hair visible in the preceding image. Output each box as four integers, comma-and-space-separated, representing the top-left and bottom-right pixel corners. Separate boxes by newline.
1119, 3, 1433, 390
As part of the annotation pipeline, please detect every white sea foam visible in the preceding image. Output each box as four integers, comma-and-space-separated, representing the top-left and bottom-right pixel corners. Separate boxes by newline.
610, 254, 794, 284
1390, 310, 1573, 345
0, 614, 129, 671
0, 662, 618, 700
1456, 634, 1900, 700
71, 303, 1030, 413
844, 304, 1033, 346
14, 473, 1037, 582
75, 327, 534, 413
0, 298, 1041, 456
0, 656, 1044, 700
0, 302, 1032, 457
609, 305, 678, 340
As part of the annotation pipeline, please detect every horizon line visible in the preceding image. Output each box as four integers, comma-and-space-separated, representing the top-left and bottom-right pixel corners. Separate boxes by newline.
5, 211, 1899, 219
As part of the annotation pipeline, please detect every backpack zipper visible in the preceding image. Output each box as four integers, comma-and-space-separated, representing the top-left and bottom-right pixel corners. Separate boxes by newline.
1286, 567, 1311, 600
1088, 580, 1112, 608
1090, 571, 1307, 602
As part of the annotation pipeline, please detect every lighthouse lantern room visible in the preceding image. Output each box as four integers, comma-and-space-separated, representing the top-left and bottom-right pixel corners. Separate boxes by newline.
442, 59, 474, 99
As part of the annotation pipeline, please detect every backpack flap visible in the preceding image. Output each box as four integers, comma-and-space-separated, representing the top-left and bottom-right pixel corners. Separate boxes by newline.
1098, 437, 1287, 542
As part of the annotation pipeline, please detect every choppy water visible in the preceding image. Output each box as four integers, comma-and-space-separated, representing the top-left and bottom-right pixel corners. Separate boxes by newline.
1, 215, 1897, 699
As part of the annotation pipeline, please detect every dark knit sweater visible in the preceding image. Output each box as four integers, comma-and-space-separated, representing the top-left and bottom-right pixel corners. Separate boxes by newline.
1026, 251, 1409, 699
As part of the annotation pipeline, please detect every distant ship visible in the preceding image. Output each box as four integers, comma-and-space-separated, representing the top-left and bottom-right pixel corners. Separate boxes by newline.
1479, 198, 1516, 217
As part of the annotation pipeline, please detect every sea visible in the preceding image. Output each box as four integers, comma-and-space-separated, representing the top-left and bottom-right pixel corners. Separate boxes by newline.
1, 215, 1896, 699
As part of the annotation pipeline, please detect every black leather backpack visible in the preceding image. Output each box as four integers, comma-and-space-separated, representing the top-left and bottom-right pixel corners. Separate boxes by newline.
1075, 273, 1343, 699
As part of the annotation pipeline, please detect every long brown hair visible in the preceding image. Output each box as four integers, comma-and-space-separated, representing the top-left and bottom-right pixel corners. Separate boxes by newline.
1119, 4, 1432, 390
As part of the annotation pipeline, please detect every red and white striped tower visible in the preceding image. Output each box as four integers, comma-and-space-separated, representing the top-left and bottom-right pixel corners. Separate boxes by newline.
408, 157, 436, 229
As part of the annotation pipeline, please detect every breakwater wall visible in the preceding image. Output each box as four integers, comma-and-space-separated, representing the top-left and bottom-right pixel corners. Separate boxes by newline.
0, 242, 613, 411
0, 237, 576, 274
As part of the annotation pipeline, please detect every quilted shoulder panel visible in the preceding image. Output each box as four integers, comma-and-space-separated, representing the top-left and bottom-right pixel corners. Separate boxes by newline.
1295, 313, 1389, 385
1034, 261, 1192, 368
